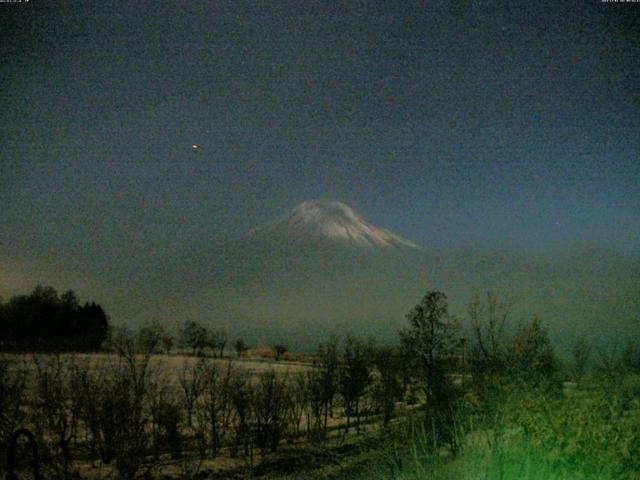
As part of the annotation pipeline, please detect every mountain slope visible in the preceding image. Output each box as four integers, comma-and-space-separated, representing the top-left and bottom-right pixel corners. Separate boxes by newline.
250, 200, 419, 250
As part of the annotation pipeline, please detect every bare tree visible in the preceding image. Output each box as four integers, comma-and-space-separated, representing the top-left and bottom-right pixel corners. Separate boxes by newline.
180, 321, 209, 356
305, 368, 325, 439
209, 329, 228, 358
288, 372, 308, 437
0, 356, 27, 470
178, 359, 206, 429
339, 337, 371, 434
400, 291, 458, 408
273, 344, 288, 361
234, 338, 248, 358
372, 346, 404, 427
228, 372, 253, 458
76, 332, 156, 479
251, 370, 292, 452
316, 336, 339, 432
137, 320, 165, 354
467, 292, 511, 388
161, 332, 174, 355
511, 316, 556, 381
148, 366, 181, 459
32, 355, 82, 479
197, 361, 234, 457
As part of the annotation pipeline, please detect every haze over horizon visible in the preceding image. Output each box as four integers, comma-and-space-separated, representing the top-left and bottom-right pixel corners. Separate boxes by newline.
1, 2, 639, 348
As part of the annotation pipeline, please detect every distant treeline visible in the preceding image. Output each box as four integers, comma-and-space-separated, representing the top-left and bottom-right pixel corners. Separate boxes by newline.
0, 285, 109, 352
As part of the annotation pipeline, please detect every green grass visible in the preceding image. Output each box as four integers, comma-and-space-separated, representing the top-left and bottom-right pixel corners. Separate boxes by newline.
348, 374, 640, 480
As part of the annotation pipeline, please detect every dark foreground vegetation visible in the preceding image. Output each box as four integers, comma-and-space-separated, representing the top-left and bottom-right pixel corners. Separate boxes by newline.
1, 288, 639, 479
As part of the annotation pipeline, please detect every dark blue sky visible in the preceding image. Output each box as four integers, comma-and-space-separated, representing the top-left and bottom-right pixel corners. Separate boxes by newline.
1, 0, 639, 286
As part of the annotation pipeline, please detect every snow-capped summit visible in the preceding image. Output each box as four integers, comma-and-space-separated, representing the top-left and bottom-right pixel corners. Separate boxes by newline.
253, 199, 420, 250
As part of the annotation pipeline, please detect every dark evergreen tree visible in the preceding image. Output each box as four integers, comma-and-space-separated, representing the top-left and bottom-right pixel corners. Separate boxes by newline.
0, 286, 109, 352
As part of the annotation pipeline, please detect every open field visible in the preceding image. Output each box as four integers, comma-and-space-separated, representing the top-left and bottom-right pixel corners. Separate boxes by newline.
5, 351, 314, 378
0, 349, 418, 479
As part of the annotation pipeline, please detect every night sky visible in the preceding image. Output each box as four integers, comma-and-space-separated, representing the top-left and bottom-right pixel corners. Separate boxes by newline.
1, 1, 639, 305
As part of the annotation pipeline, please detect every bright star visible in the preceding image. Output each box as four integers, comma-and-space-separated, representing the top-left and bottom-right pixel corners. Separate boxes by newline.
192, 144, 199, 149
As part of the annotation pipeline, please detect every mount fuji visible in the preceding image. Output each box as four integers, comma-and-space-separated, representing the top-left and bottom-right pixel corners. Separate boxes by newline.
146, 200, 425, 344
250, 200, 419, 250
137, 200, 638, 351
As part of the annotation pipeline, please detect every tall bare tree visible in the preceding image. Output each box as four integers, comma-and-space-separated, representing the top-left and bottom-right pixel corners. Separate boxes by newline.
316, 336, 339, 431
339, 336, 371, 434
400, 291, 458, 408
178, 359, 206, 429
467, 292, 511, 387
372, 346, 404, 427
511, 316, 556, 381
